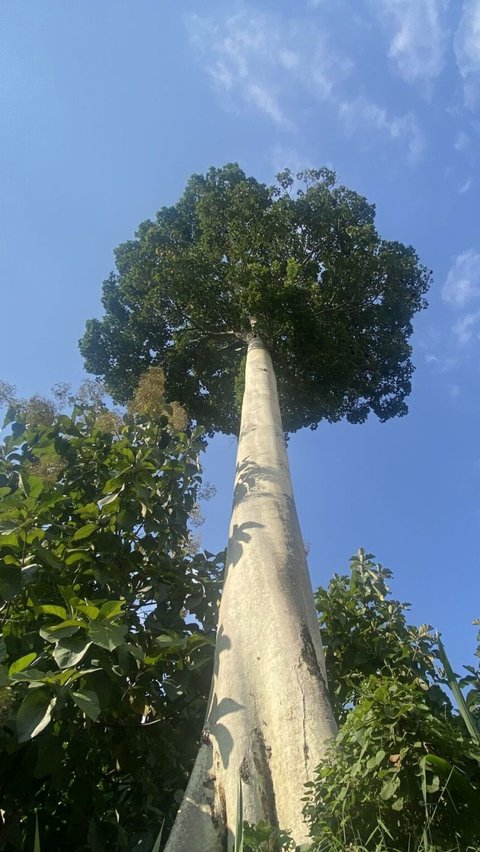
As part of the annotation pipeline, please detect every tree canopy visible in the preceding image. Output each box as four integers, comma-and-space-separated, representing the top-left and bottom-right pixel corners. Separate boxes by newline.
80, 164, 430, 435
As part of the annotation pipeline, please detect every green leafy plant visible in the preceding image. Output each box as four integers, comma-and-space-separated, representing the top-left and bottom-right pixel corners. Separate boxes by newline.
242, 821, 301, 851
307, 550, 480, 851
0, 387, 222, 850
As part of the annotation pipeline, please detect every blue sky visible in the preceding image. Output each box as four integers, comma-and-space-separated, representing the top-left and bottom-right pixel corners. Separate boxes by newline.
1, 0, 479, 672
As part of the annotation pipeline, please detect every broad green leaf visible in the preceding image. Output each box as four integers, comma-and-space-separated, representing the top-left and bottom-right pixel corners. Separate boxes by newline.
380, 775, 400, 801
16, 688, 57, 742
39, 621, 82, 643
11, 668, 46, 683
73, 603, 100, 620
155, 634, 186, 649
366, 748, 386, 769
0, 664, 9, 686
9, 652, 37, 676
71, 688, 101, 721
0, 519, 19, 533
99, 600, 125, 620
65, 550, 90, 565
88, 620, 127, 651
53, 637, 92, 669
35, 604, 67, 619
72, 523, 98, 541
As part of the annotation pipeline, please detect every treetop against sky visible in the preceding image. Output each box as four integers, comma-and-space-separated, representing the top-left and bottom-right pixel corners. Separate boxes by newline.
0, 0, 479, 671
80, 164, 429, 435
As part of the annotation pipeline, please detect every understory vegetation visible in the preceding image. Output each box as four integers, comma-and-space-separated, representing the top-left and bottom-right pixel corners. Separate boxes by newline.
0, 386, 479, 851
0, 383, 222, 850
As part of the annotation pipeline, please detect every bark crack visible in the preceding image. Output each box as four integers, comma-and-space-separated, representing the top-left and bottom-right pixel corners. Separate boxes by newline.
240, 756, 250, 784
251, 727, 278, 827
299, 622, 327, 691
295, 659, 309, 777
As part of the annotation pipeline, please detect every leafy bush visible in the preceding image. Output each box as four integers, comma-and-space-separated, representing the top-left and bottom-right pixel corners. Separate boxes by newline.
0, 394, 222, 849
307, 550, 480, 851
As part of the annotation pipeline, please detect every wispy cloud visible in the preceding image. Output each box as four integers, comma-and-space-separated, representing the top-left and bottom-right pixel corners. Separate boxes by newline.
270, 144, 313, 177
442, 249, 480, 306
338, 97, 426, 163
453, 310, 480, 344
458, 176, 473, 192
187, 9, 354, 127
443, 249, 480, 347
374, 0, 449, 89
187, 11, 295, 129
187, 7, 425, 164
454, 130, 471, 150
309, 43, 353, 99
454, 0, 480, 109
247, 83, 290, 128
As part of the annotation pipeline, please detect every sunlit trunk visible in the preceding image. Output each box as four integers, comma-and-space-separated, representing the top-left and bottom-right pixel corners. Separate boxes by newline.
165, 337, 336, 851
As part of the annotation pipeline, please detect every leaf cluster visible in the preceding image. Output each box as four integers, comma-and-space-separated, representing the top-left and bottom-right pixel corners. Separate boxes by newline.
307, 550, 480, 850
0, 398, 222, 849
80, 164, 430, 434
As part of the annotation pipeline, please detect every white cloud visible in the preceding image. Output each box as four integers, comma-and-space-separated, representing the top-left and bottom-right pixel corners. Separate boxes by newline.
187, 8, 425, 163
279, 49, 299, 71
453, 310, 480, 343
454, 130, 471, 150
338, 96, 426, 163
454, 0, 480, 109
270, 145, 313, 177
443, 249, 480, 348
458, 176, 473, 192
310, 44, 353, 99
187, 12, 293, 128
187, 10, 355, 130
449, 383, 461, 397
247, 83, 292, 128
374, 0, 449, 88
442, 249, 480, 306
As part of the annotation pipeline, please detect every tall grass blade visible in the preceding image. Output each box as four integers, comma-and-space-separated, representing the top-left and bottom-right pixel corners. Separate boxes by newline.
235, 777, 244, 852
151, 820, 165, 852
33, 813, 41, 852
437, 637, 480, 744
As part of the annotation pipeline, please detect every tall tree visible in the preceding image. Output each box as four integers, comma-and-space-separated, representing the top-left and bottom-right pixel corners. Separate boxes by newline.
80, 165, 429, 848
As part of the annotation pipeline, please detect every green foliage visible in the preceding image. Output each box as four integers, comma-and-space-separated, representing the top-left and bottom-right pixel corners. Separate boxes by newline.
235, 779, 301, 852
460, 619, 480, 732
307, 550, 480, 850
315, 549, 445, 725
242, 821, 301, 851
0, 396, 222, 849
80, 164, 430, 435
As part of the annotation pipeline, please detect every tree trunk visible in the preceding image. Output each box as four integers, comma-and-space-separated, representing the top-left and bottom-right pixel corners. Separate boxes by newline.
165, 338, 336, 851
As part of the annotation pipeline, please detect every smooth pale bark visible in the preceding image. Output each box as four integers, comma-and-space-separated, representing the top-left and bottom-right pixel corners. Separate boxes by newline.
165, 338, 336, 851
